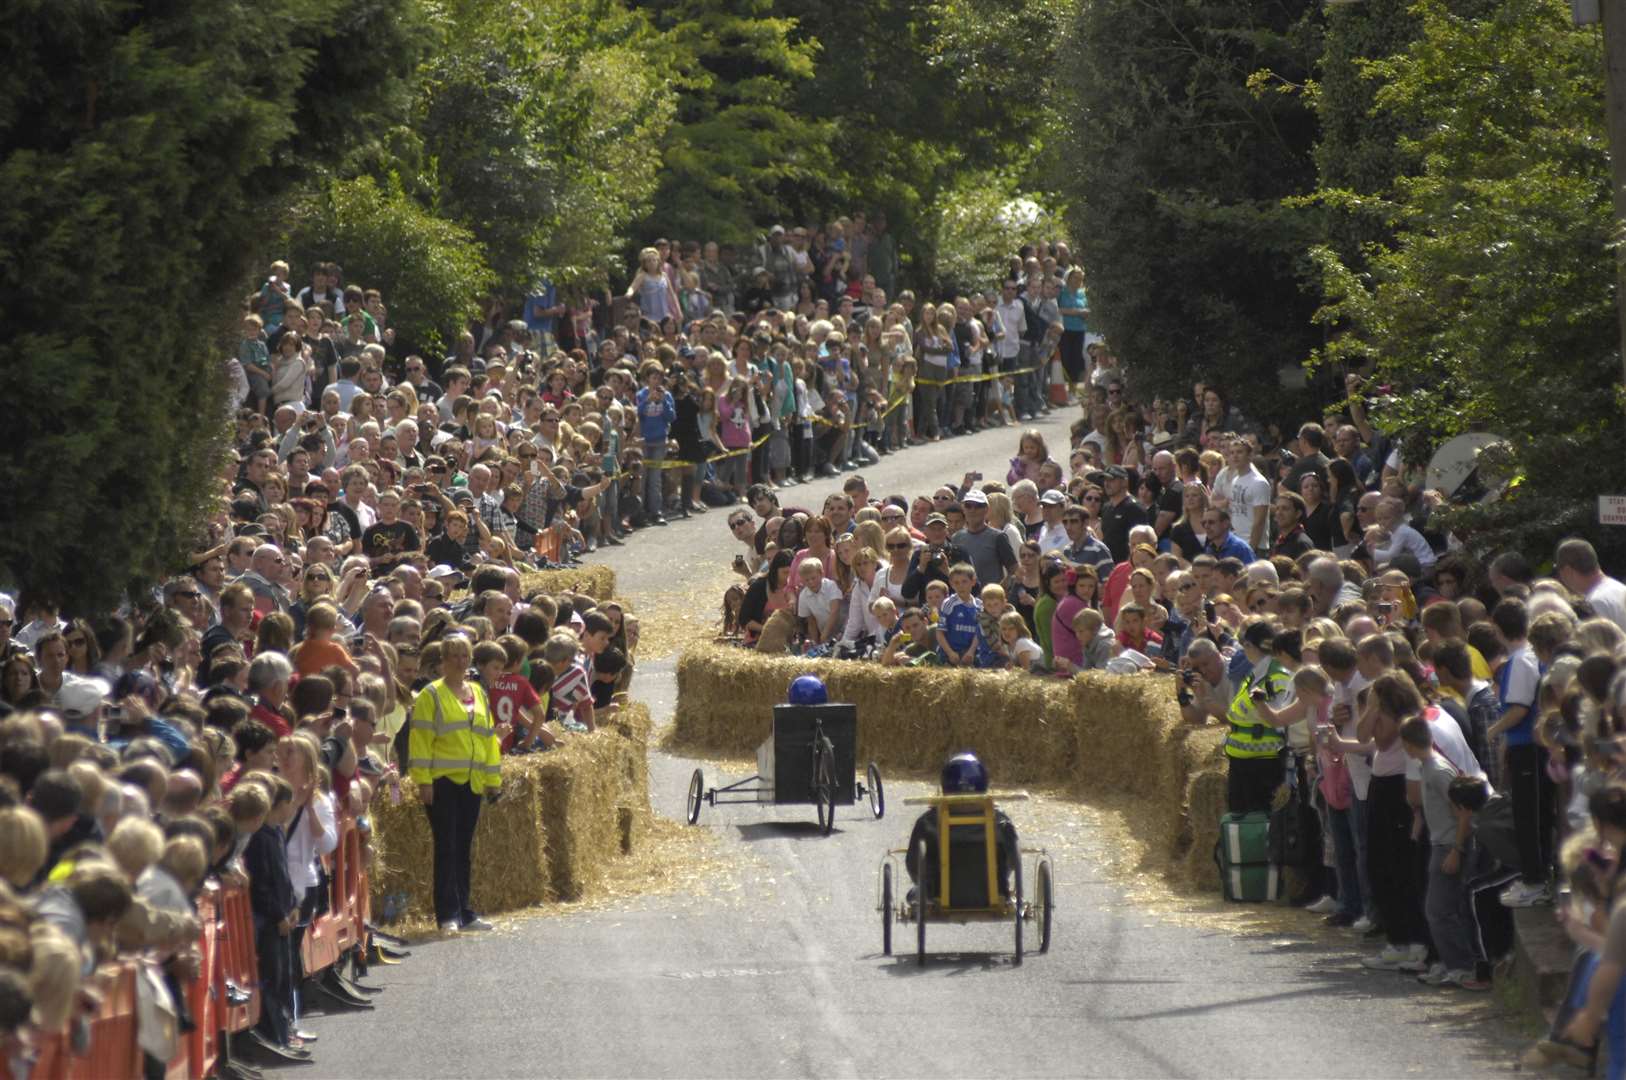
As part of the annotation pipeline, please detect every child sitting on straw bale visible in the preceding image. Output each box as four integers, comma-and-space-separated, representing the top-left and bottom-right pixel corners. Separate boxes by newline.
475, 639, 553, 754
977, 584, 1011, 667
541, 631, 596, 733
923, 579, 949, 624
869, 596, 899, 648
795, 558, 844, 656
998, 610, 1044, 672
1055, 608, 1116, 675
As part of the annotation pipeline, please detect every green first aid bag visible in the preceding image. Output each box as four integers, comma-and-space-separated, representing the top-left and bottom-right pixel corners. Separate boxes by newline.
1215, 812, 1280, 903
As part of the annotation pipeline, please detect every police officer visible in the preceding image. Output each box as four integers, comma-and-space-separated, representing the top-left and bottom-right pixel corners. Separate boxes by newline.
1223, 622, 1294, 814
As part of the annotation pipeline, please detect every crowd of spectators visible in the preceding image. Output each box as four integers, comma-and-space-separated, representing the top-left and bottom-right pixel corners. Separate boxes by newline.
714, 256, 1626, 1053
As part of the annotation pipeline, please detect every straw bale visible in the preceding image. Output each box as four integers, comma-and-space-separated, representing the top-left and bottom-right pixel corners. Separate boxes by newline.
370, 703, 654, 919
532, 721, 650, 900
518, 564, 616, 601
670, 643, 1235, 894
370, 758, 551, 923
1180, 767, 1230, 887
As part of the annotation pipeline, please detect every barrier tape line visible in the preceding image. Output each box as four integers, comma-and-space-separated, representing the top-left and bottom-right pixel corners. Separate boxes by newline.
628, 364, 1041, 471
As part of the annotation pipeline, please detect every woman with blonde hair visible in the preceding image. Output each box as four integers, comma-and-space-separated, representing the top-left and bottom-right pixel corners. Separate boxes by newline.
914, 304, 953, 441
880, 526, 913, 603
985, 490, 1026, 556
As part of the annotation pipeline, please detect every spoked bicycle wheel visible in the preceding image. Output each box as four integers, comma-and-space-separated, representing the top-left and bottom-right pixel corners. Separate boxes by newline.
685, 768, 704, 825
813, 736, 836, 835
881, 863, 894, 956
1013, 856, 1024, 967
1038, 861, 1054, 955
866, 762, 885, 820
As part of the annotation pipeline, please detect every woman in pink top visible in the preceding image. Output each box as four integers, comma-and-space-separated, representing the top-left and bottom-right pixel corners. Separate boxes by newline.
789, 514, 836, 593
1049, 565, 1100, 671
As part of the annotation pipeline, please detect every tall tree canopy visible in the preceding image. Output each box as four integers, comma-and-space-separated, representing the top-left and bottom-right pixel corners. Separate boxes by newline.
636, 0, 829, 243
0, 0, 418, 612
1309, 0, 1626, 560
1053, 0, 1324, 416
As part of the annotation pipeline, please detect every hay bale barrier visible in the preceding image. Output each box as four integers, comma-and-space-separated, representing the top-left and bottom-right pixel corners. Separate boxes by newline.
518, 564, 617, 601
370, 700, 655, 923
671, 644, 1223, 891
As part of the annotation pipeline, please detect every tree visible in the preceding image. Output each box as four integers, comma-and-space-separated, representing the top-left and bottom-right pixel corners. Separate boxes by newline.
0, 0, 416, 611
775, 0, 1067, 288
1053, 0, 1324, 416
1309, 0, 1626, 562
635, 0, 830, 244
414, 0, 675, 290
283, 176, 494, 356
1309, 0, 1422, 265
924, 171, 1063, 294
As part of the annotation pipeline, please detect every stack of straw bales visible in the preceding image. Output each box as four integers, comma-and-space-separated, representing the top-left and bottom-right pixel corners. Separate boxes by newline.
371, 701, 655, 921
671, 645, 1226, 891
518, 564, 617, 601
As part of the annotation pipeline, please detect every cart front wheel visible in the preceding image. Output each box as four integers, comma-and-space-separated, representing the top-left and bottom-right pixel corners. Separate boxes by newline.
881, 864, 894, 956
685, 768, 704, 825
866, 762, 885, 820
813, 737, 836, 835
916, 841, 929, 966
1038, 861, 1054, 955
1013, 857, 1025, 966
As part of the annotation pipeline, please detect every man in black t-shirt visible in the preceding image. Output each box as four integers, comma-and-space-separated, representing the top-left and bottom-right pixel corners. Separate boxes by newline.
361, 490, 420, 575
1096, 465, 1149, 562
1149, 451, 1184, 538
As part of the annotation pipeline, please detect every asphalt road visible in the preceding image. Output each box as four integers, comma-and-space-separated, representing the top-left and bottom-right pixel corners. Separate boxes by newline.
300, 413, 1530, 1078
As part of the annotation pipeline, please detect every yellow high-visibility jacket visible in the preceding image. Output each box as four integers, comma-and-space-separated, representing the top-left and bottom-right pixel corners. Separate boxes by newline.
407, 679, 501, 794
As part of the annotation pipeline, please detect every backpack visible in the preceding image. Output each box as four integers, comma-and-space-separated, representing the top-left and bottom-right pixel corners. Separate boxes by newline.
1215, 812, 1279, 902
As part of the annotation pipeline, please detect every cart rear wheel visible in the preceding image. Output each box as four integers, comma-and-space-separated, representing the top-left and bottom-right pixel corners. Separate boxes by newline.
881, 864, 893, 956
813, 737, 836, 835
866, 762, 885, 820
916, 841, 929, 966
1013, 856, 1024, 966
1038, 862, 1054, 955
685, 769, 704, 825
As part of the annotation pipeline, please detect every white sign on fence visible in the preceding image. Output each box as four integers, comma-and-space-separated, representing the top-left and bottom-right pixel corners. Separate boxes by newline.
1601, 495, 1626, 526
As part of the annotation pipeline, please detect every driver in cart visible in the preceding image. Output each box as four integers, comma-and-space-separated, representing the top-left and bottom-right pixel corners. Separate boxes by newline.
905, 751, 1020, 902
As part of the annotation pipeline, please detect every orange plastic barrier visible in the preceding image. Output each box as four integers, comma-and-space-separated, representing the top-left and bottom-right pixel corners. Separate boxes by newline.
11, 819, 371, 1080
299, 814, 366, 976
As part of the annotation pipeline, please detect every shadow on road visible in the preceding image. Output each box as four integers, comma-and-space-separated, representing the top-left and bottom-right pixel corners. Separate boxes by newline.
734, 820, 839, 842
876, 950, 1019, 976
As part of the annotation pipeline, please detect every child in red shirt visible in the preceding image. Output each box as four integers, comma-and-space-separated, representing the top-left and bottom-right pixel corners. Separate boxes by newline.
475, 639, 554, 753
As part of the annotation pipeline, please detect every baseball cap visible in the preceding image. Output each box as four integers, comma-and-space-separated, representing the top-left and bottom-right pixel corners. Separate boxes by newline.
56, 676, 110, 719
924, 513, 948, 527
426, 564, 464, 582
1040, 489, 1066, 506
961, 489, 987, 506
1104, 465, 1129, 480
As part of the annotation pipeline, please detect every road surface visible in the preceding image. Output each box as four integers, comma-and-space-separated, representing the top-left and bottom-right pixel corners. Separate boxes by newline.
303, 413, 1529, 1077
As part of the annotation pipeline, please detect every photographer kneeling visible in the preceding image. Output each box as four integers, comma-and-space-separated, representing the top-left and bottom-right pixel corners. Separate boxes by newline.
1177, 639, 1233, 727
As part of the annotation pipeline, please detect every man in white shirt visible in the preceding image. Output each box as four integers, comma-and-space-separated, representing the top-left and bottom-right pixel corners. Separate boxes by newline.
1034, 490, 1069, 554
1555, 537, 1626, 631
1219, 439, 1272, 551
993, 280, 1027, 369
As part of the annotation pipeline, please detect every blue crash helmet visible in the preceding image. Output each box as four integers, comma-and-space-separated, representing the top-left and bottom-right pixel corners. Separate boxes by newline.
787, 674, 828, 706
941, 751, 989, 794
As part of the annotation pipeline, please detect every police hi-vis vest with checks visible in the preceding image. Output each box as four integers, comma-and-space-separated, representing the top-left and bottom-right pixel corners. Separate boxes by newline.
407, 679, 502, 793
1224, 660, 1290, 759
